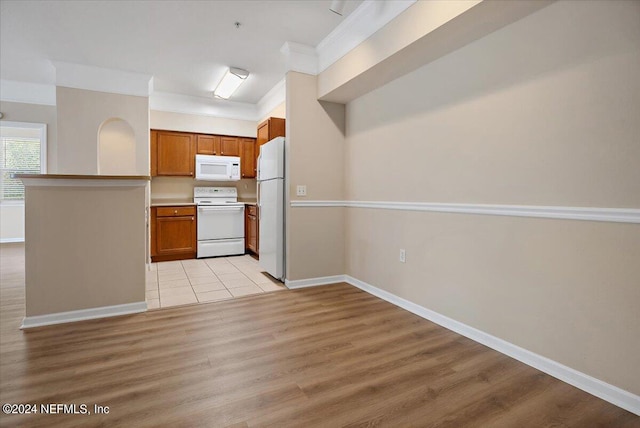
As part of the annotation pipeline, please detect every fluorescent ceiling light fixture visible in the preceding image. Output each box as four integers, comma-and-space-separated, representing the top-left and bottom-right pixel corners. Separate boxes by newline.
329, 0, 346, 16
213, 67, 249, 99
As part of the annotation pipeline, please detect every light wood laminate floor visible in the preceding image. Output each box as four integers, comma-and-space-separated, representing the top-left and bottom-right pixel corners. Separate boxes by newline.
0, 243, 637, 427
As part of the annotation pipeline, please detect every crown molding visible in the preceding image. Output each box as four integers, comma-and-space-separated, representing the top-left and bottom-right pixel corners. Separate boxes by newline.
316, 0, 417, 73
53, 61, 153, 97
0, 79, 56, 106
149, 91, 258, 122
280, 41, 319, 75
256, 78, 286, 120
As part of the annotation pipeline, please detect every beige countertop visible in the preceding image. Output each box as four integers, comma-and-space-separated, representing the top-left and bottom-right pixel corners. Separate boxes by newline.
16, 174, 151, 180
150, 199, 196, 207
150, 198, 256, 207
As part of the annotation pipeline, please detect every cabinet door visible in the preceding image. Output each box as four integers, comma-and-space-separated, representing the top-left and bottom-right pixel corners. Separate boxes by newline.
156, 216, 196, 256
240, 138, 256, 178
197, 135, 220, 155
245, 207, 251, 251
255, 206, 259, 255
257, 121, 269, 148
245, 205, 258, 254
150, 130, 158, 176
220, 136, 240, 156
156, 131, 196, 176
256, 117, 285, 161
247, 213, 257, 253
268, 117, 286, 140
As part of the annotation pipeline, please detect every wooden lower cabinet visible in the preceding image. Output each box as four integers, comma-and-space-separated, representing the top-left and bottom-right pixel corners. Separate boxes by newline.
245, 204, 258, 255
151, 206, 197, 262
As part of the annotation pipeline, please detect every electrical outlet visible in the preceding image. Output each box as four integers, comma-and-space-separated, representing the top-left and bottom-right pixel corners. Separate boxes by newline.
399, 249, 406, 263
296, 185, 307, 196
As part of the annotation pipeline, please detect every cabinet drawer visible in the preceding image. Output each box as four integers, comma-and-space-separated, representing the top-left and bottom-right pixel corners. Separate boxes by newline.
156, 206, 196, 217
247, 205, 257, 216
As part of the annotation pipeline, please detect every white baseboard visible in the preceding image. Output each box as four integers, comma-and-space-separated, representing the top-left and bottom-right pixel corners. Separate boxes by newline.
343, 275, 640, 416
0, 237, 25, 243
21, 301, 147, 329
285, 275, 347, 289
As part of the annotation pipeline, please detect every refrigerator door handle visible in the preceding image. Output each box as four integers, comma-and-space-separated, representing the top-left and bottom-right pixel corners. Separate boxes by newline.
257, 181, 261, 221
256, 152, 261, 181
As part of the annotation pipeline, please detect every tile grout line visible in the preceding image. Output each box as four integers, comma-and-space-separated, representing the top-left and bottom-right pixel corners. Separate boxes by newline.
154, 256, 279, 306
182, 260, 200, 304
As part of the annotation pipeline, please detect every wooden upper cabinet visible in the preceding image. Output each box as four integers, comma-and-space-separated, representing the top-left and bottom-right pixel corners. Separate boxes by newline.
197, 134, 220, 155
155, 131, 196, 176
197, 135, 239, 157
219, 136, 240, 156
257, 120, 270, 148
151, 129, 254, 177
257, 117, 285, 149
240, 138, 256, 178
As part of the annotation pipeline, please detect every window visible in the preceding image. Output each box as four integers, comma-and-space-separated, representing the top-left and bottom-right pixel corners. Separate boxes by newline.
0, 122, 47, 201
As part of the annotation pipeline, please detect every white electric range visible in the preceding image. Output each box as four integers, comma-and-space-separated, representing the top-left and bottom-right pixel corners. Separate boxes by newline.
194, 187, 245, 258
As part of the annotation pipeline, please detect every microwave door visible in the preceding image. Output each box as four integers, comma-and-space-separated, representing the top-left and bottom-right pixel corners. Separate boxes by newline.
197, 162, 230, 181
201, 163, 227, 176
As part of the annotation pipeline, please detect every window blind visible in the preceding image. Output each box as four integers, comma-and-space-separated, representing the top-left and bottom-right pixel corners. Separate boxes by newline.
0, 137, 41, 200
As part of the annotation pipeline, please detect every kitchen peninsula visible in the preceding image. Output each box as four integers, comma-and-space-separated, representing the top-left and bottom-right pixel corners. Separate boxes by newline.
17, 174, 150, 328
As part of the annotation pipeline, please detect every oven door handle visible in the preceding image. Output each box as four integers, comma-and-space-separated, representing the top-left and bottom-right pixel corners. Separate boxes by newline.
197, 206, 244, 212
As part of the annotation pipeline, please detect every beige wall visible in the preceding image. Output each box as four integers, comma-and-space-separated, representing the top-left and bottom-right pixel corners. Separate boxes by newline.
56, 87, 149, 175
318, 0, 479, 100
286, 72, 345, 280
0, 101, 57, 172
24, 183, 146, 316
150, 110, 256, 138
258, 102, 286, 124
344, 0, 640, 395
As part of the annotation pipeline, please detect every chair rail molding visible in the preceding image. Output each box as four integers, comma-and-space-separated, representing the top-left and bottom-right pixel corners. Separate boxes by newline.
290, 200, 640, 224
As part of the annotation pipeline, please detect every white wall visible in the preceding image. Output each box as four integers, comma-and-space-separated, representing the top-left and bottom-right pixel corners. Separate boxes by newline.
0, 101, 57, 171
0, 204, 24, 243
0, 104, 55, 242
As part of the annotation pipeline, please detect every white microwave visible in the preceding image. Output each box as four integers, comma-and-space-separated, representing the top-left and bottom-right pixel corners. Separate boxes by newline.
195, 155, 241, 181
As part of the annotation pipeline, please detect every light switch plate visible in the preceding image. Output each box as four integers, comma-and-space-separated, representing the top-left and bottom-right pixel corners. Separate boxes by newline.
296, 185, 307, 196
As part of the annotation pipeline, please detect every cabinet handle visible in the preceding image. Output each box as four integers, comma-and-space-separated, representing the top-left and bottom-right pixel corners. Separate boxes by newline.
191, 217, 194, 221
221, 151, 224, 155
174, 210, 178, 214
190, 172, 193, 176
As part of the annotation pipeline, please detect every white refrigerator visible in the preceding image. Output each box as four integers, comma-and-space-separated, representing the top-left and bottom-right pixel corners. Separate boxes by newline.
257, 137, 285, 280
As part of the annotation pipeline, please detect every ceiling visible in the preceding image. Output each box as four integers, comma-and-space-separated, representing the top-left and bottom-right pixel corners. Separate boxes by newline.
0, 0, 363, 104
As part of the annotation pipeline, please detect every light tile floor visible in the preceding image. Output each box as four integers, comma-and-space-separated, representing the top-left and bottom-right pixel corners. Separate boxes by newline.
146, 255, 286, 309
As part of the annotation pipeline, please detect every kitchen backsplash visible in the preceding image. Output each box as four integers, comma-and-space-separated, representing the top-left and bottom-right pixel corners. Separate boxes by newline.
151, 176, 257, 201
